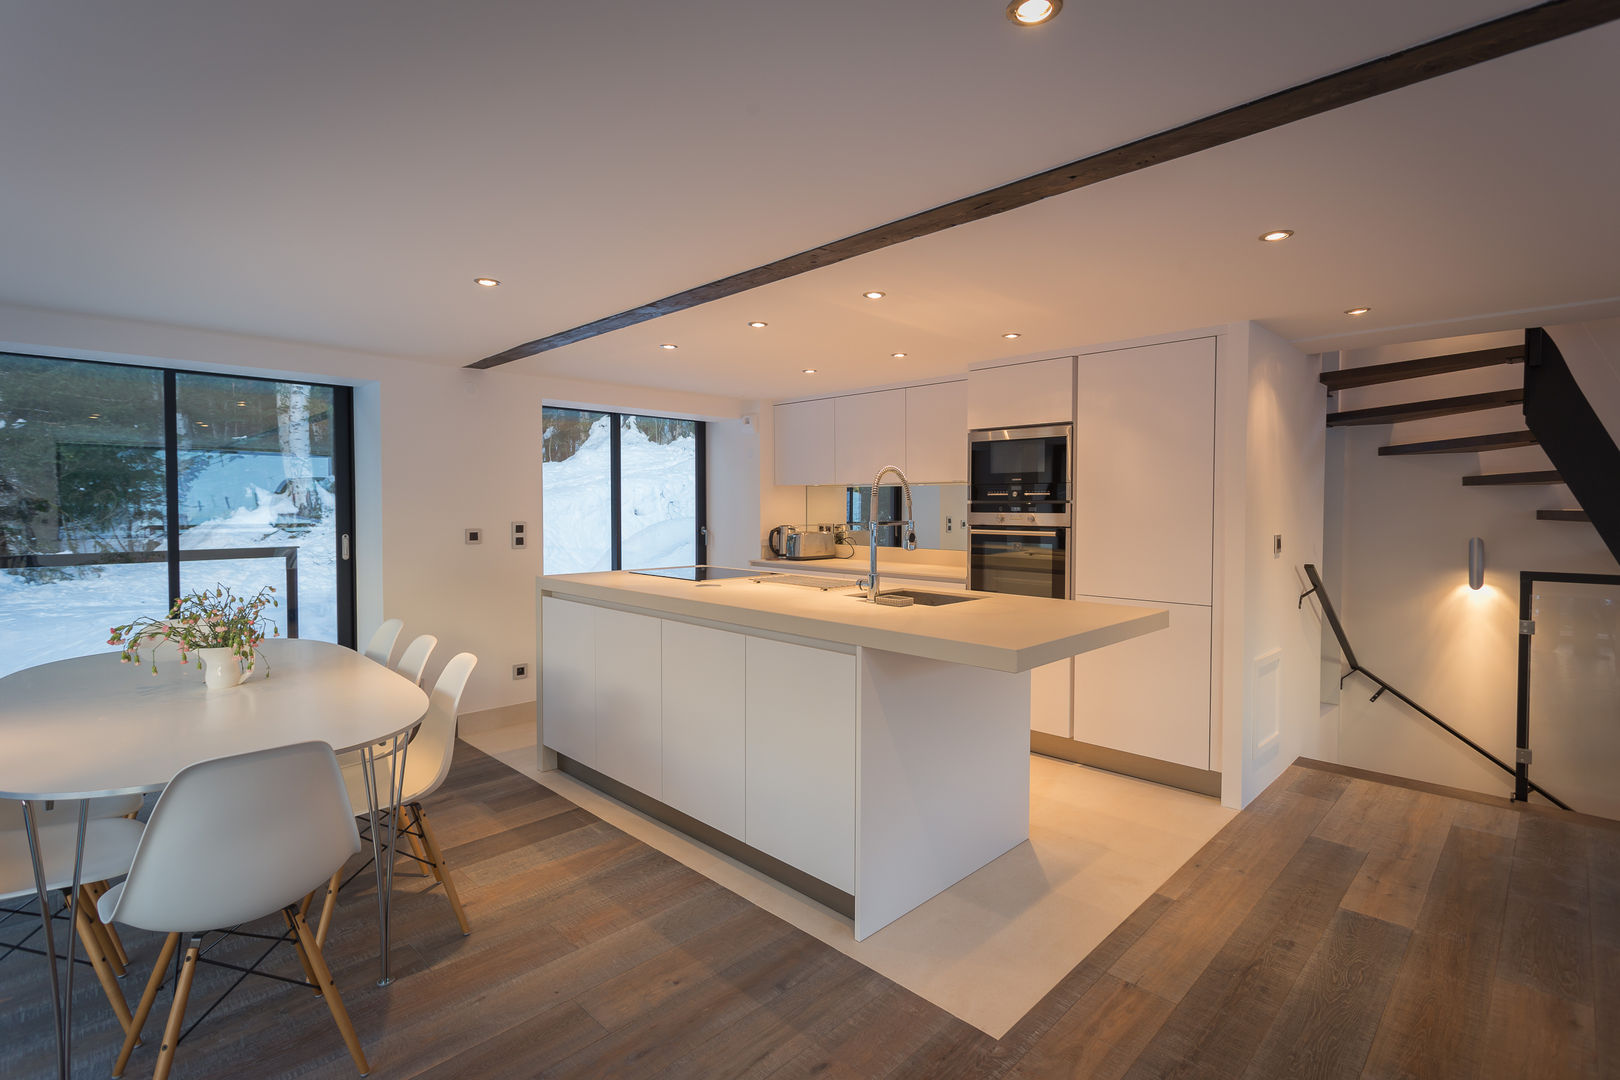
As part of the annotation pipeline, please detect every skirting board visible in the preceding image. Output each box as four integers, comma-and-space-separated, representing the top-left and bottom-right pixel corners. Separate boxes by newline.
557, 754, 856, 919
1031, 733, 1222, 798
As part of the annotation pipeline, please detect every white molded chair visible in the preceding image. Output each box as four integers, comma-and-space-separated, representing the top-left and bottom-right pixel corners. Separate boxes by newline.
98, 742, 369, 1080
361, 618, 404, 667
318, 653, 478, 943
392, 634, 437, 688
0, 814, 143, 1035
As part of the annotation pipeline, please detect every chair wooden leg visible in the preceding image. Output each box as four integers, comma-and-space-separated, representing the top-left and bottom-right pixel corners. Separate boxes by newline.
413, 803, 471, 936
79, 884, 126, 976
112, 931, 178, 1078
290, 909, 370, 1076
314, 867, 341, 950
402, 807, 432, 875
282, 909, 323, 991
71, 900, 134, 1033
153, 939, 200, 1080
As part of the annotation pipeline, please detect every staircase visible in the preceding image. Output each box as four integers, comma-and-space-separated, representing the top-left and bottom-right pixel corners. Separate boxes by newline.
1323, 328, 1620, 562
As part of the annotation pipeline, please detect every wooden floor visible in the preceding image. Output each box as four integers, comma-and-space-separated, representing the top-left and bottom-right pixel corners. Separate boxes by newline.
2, 746, 1616, 1079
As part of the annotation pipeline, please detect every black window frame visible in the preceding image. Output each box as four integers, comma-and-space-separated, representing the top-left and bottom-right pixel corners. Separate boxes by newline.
0, 350, 358, 647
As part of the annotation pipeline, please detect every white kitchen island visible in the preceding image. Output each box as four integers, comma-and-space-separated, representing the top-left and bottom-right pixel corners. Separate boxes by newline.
538, 569, 1166, 939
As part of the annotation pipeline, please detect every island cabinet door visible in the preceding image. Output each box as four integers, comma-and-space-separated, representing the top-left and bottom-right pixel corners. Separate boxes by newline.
540, 596, 597, 767
744, 637, 857, 893
593, 607, 663, 798
660, 621, 746, 838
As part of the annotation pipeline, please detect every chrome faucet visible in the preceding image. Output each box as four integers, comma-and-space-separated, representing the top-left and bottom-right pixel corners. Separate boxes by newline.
860, 465, 917, 604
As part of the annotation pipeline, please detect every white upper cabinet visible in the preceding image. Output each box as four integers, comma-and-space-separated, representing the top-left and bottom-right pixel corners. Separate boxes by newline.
834, 389, 907, 484
773, 398, 836, 486
903, 381, 968, 483
966, 356, 1075, 429
1071, 337, 1216, 606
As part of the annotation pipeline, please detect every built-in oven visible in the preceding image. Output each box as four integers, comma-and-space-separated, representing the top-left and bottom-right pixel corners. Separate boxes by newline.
968, 524, 1069, 599
968, 423, 1070, 522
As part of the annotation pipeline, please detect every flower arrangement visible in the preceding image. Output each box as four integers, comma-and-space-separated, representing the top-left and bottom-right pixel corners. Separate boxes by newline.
109, 584, 280, 675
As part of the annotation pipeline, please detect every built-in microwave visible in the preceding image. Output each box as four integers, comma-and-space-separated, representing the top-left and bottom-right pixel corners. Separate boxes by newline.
968, 422, 1071, 526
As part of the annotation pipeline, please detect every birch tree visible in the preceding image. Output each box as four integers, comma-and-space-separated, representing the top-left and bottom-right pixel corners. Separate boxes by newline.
275, 383, 320, 518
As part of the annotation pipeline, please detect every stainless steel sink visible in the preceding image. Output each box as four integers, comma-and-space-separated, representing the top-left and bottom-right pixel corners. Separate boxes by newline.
850, 589, 981, 607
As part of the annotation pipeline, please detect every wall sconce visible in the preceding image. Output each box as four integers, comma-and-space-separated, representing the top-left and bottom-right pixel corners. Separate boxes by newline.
1468, 537, 1485, 590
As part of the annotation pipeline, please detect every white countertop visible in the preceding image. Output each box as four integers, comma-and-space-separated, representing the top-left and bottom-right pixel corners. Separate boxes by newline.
748, 557, 966, 583
539, 570, 1165, 673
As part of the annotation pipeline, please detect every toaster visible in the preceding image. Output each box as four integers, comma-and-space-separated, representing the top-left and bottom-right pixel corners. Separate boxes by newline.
768, 525, 837, 560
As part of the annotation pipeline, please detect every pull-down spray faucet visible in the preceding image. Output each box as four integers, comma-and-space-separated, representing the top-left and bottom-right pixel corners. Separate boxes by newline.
861, 465, 917, 604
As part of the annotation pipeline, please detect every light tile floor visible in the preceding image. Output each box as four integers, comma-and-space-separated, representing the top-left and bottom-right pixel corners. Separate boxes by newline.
458, 712, 1234, 1038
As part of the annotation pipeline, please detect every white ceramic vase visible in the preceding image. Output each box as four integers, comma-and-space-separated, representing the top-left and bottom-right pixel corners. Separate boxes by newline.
199, 647, 249, 690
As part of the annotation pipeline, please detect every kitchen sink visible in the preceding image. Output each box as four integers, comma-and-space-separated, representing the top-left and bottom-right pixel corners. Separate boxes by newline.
850, 589, 981, 607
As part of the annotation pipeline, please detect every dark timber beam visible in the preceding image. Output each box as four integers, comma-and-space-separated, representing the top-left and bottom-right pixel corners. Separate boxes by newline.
470, 0, 1620, 369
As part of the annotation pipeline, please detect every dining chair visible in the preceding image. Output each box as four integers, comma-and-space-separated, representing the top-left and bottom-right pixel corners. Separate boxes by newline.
392, 633, 437, 687
98, 742, 369, 1080
0, 814, 144, 1036
317, 653, 478, 945
361, 618, 404, 666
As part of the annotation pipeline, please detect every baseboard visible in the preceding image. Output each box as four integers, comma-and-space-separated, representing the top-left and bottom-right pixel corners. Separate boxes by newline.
1031, 733, 1222, 798
458, 700, 535, 735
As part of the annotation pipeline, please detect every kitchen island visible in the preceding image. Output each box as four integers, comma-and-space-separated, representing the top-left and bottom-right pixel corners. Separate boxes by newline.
538, 568, 1166, 938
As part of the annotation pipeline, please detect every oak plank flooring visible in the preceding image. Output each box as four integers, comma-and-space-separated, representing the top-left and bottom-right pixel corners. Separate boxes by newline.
3, 747, 1616, 1080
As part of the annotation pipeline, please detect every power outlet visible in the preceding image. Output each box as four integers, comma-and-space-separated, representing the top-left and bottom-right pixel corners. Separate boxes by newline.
465, 528, 482, 545
511, 521, 527, 549
512, 662, 529, 680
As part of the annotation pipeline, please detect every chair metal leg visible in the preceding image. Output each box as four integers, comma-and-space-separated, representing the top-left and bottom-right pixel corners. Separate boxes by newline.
289, 909, 370, 1076
413, 803, 471, 936
70, 899, 134, 1034
112, 932, 177, 1078
153, 938, 200, 1080
314, 868, 341, 951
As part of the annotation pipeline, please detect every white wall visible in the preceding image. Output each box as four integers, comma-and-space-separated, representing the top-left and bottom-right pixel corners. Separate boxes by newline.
1324, 326, 1618, 801
1, 302, 747, 714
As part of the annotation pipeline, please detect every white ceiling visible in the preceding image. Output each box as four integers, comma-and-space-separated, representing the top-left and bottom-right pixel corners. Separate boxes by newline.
3, 1, 1617, 400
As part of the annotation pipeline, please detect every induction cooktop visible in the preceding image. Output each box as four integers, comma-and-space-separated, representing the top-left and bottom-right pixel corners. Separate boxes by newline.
631, 565, 774, 582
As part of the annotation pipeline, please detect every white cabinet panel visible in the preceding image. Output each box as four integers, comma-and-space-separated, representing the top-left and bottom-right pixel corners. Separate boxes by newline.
774, 399, 836, 486
745, 638, 856, 892
1031, 659, 1073, 737
593, 608, 663, 797
835, 389, 907, 484
1071, 597, 1211, 770
1072, 337, 1215, 606
966, 356, 1075, 429
660, 621, 746, 837
904, 381, 968, 483
540, 596, 596, 766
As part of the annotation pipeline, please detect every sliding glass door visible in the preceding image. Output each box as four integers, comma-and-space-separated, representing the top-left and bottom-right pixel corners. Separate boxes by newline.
0, 353, 355, 676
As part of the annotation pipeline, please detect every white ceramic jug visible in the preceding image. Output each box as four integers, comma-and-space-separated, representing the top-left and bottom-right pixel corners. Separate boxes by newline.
199, 647, 249, 689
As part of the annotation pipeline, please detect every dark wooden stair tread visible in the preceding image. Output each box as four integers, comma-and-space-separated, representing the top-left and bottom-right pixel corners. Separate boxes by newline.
1329, 388, 1524, 427
1379, 430, 1538, 456
1461, 470, 1563, 486
1537, 509, 1591, 522
1320, 345, 1525, 391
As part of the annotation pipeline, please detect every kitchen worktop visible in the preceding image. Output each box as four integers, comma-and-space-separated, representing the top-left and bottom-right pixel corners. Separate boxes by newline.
539, 569, 1165, 673
747, 557, 966, 583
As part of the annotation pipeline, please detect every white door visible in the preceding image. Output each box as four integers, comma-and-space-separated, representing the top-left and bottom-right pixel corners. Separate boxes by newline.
773, 399, 836, 485
966, 356, 1075, 429
540, 596, 596, 766
1071, 597, 1212, 770
593, 607, 663, 797
835, 389, 907, 484
661, 620, 747, 837
904, 381, 968, 483
1071, 337, 1216, 606
744, 637, 856, 892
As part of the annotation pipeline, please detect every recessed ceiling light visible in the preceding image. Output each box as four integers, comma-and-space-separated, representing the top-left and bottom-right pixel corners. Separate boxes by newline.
474, 277, 501, 287
748, 321, 768, 328
863, 291, 886, 300
1002, 332, 1022, 339
87, 413, 101, 419
659, 343, 678, 350
892, 352, 908, 359
235, 400, 247, 407
1259, 229, 1294, 242
1006, 0, 1062, 26
197, 423, 209, 428
1344, 307, 1372, 316
801, 368, 817, 374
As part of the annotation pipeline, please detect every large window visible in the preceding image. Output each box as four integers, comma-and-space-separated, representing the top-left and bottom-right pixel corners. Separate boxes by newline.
542, 407, 705, 573
0, 353, 355, 677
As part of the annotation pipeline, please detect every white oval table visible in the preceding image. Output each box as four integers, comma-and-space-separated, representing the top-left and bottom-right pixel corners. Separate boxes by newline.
0, 638, 428, 1079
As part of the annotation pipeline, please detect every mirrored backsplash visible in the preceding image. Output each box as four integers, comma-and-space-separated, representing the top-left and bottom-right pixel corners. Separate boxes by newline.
804, 484, 967, 551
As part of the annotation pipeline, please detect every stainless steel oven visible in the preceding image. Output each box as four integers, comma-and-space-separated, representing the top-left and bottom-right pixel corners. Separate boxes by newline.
968, 423, 1070, 524
968, 525, 1069, 599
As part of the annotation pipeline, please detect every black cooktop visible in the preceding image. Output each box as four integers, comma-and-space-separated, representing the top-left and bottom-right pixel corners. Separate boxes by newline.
631, 565, 774, 583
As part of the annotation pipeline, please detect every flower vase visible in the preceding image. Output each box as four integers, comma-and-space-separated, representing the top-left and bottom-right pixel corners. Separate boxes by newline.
199, 647, 248, 690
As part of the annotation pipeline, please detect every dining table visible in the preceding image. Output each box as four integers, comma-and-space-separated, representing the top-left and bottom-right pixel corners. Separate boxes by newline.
0, 637, 429, 1080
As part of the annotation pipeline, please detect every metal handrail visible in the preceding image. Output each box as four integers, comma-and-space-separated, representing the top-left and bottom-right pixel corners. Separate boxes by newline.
0, 547, 300, 637
1299, 562, 1569, 810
